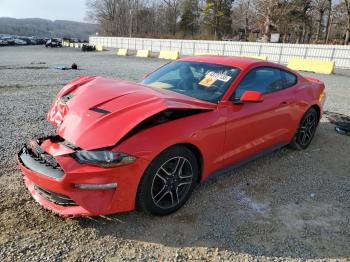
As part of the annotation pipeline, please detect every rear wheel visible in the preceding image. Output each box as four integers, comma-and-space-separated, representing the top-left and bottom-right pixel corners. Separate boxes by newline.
137, 145, 198, 216
290, 107, 318, 150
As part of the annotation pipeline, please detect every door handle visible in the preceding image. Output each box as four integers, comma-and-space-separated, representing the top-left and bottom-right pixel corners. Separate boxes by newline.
280, 101, 289, 105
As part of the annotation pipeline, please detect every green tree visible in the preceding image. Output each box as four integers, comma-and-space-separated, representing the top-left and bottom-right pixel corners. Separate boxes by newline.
284, 0, 313, 43
180, 0, 200, 36
204, 0, 233, 40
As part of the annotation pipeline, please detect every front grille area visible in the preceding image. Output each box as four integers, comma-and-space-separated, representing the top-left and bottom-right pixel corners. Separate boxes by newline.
26, 141, 62, 170
18, 138, 65, 179
34, 184, 77, 206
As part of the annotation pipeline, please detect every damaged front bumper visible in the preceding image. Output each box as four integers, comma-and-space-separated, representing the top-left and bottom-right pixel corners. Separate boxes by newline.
17, 136, 149, 217
19, 139, 65, 180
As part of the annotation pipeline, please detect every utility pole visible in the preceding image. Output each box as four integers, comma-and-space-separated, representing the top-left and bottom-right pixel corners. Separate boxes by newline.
129, 9, 133, 38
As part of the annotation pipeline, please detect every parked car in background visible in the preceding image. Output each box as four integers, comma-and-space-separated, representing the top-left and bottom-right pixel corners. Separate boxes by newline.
45, 38, 62, 48
34, 38, 47, 45
6, 39, 15, 46
14, 39, 27, 45
81, 44, 96, 52
0, 35, 52, 46
0, 39, 8, 46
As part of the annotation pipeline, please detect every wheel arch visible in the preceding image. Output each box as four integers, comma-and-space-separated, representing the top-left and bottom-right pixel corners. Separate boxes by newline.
176, 143, 204, 183
309, 104, 321, 122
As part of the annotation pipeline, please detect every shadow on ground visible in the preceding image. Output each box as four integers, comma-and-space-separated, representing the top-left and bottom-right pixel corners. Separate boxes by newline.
76, 121, 350, 259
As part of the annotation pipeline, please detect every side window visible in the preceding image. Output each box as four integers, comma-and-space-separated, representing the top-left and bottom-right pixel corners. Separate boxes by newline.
281, 70, 297, 88
232, 67, 285, 99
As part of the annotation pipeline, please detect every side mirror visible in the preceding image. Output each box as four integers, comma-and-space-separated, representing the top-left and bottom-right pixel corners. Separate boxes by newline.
239, 90, 264, 103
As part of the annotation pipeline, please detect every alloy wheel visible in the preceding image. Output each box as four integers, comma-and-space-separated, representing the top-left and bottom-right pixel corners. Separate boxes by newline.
298, 112, 317, 146
151, 157, 194, 209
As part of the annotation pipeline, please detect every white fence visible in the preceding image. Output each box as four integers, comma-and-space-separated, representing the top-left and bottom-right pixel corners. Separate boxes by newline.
89, 36, 350, 69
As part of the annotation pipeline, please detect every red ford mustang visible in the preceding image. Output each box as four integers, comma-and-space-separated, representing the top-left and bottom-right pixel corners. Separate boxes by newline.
17, 56, 326, 217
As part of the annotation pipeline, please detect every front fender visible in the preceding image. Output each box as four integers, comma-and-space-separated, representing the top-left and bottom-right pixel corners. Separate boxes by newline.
114, 109, 227, 180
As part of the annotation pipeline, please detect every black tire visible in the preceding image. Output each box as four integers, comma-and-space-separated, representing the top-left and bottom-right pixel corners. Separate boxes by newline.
137, 145, 199, 216
289, 107, 318, 150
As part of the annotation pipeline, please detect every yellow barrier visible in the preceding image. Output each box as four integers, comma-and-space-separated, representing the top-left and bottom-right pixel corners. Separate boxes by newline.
74, 43, 81, 48
95, 44, 104, 51
69, 43, 74, 48
241, 54, 268, 60
194, 52, 219, 56
62, 40, 70, 47
117, 48, 128, 56
287, 58, 335, 75
136, 49, 150, 58
159, 50, 180, 60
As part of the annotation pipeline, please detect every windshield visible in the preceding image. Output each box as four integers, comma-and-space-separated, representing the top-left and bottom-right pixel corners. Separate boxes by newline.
141, 61, 240, 103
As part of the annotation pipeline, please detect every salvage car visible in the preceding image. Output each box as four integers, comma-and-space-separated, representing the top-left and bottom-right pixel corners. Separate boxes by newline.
17, 56, 326, 217
45, 38, 62, 48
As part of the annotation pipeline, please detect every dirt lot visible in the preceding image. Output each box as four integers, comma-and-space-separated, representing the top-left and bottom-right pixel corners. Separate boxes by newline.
0, 46, 349, 261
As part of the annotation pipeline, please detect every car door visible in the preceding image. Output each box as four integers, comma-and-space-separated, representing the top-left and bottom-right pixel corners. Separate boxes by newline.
222, 66, 298, 166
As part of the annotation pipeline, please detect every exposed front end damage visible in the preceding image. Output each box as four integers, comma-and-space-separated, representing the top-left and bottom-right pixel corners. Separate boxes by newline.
17, 76, 215, 217
47, 76, 216, 150
17, 135, 150, 217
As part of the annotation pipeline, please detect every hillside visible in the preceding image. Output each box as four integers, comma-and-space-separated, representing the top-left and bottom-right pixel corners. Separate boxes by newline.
0, 17, 98, 40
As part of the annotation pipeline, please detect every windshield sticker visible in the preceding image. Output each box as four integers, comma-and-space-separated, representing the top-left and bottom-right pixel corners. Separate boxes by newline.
199, 74, 217, 87
199, 71, 232, 87
207, 72, 232, 82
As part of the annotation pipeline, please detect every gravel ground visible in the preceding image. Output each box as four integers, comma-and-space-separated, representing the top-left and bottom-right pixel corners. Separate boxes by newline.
0, 46, 349, 261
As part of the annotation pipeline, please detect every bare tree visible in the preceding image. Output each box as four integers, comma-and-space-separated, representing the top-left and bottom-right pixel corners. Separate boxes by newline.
162, 0, 181, 35
345, 0, 350, 44
324, 0, 332, 43
85, 0, 349, 43
232, 0, 252, 41
86, 0, 118, 35
254, 0, 290, 42
312, 0, 328, 41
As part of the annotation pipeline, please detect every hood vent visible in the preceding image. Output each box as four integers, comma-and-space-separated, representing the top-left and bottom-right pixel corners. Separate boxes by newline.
90, 107, 111, 114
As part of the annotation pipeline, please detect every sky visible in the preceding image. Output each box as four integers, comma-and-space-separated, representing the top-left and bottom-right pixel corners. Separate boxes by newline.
0, 0, 88, 22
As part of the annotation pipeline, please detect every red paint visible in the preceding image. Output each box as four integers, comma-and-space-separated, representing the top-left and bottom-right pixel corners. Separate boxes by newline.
239, 91, 264, 103
18, 56, 325, 217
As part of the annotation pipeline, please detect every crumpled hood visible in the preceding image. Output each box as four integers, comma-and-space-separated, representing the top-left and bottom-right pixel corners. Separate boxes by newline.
48, 76, 216, 150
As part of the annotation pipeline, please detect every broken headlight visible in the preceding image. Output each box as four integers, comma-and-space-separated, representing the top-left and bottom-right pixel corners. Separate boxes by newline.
72, 150, 137, 168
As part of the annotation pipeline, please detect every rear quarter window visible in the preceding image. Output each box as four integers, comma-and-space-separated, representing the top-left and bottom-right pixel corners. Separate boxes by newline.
282, 70, 297, 88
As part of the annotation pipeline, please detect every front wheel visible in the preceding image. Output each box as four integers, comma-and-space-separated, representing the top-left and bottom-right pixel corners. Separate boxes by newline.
289, 107, 318, 150
137, 145, 198, 216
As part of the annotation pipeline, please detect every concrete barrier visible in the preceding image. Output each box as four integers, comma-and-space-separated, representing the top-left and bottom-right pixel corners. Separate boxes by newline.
95, 44, 104, 51
117, 48, 128, 56
159, 50, 180, 60
241, 54, 268, 60
136, 49, 150, 58
287, 58, 335, 74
